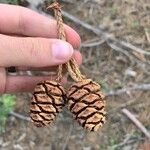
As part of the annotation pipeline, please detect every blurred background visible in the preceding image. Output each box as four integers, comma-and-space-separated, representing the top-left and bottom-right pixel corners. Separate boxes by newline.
0, 0, 150, 150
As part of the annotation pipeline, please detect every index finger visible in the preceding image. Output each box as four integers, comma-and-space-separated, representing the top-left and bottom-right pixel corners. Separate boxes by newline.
0, 4, 81, 49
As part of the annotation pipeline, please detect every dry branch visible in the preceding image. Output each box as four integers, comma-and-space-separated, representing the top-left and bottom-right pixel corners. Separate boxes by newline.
61, 0, 74, 3
144, 28, 150, 44
9, 111, 30, 121
62, 10, 150, 57
106, 83, 150, 96
122, 108, 150, 139
111, 136, 144, 149
81, 39, 105, 48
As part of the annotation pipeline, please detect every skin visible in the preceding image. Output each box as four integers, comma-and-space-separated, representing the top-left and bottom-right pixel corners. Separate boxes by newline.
0, 4, 82, 94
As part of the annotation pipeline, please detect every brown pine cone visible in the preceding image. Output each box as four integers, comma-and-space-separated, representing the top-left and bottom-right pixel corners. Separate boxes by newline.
67, 79, 106, 131
30, 80, 66, 127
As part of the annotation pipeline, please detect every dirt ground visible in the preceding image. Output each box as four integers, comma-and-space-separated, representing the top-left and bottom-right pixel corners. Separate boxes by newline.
0, 0, 150, 150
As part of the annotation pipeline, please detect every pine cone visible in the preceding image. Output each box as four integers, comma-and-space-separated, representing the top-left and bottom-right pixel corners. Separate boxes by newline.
67, 79, 106, 131
30, 80, 66, 127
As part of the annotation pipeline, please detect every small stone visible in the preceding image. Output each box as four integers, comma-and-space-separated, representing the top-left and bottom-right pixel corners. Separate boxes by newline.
125, 68, 137, 77
83, 147, 92, 150
0, 137, 3, 146
13, 144, 23, 150
113, 19, 122, 26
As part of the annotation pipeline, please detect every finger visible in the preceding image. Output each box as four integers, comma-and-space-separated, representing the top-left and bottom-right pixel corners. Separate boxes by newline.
0, 34, 74, 67
73, 50, 82, 66
0, 4, 81, 49
16, 50, 82, 71
5, 75, 67, 93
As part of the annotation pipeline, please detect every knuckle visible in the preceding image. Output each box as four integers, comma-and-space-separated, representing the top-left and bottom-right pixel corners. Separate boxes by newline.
28, 39, 40, 57
17, 7, 27, 34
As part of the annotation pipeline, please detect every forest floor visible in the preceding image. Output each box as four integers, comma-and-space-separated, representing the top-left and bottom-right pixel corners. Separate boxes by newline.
0, 0, 150, 150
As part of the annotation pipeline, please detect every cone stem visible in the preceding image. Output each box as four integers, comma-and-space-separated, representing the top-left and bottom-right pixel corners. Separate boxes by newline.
47, 2, 85, 82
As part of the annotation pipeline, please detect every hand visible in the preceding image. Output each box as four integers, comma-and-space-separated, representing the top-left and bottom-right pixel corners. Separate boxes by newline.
0, 4, 82, 94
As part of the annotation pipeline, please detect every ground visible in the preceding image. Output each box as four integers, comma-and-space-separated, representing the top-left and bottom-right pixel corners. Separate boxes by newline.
0, 0, 150, 150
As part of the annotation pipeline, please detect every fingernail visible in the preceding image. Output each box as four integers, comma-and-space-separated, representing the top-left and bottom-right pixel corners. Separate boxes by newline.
52, 41, 73, 61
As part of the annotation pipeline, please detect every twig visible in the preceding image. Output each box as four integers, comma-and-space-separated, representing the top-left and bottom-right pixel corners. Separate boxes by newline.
122, 108, 150, 139
107, 38, 150, 56
106, 83, 150, 96
110, 136, 144, 149
62, 125, 73, 150
108, 42, 134, 64
61, 0, 74, 4
9, 111, 31, 121
112, 134, 132, 148
62, 10, 108, 38
81, 39, 105, 48
61, 10, 150, 57
145, 28, 150, 44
